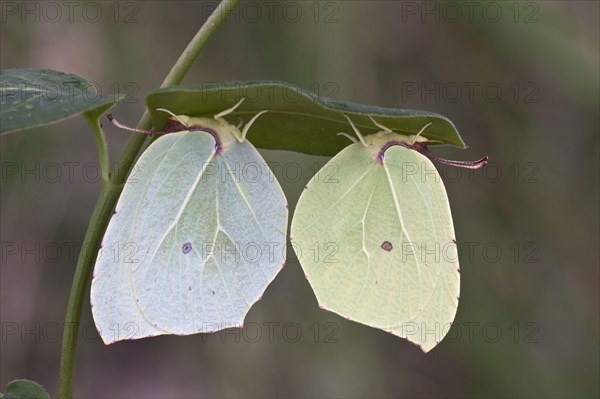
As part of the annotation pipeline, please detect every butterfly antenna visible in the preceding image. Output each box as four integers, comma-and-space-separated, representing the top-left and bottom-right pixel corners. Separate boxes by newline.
107, 114, 158, 134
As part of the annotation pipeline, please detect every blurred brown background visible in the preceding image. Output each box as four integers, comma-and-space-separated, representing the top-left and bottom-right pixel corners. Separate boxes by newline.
1, 1, 598, 398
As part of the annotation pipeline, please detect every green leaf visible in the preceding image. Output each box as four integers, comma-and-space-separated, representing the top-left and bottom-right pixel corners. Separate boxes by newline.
2, 379, 50, 399
146, 81, 465, 156
0, 68, 124, 135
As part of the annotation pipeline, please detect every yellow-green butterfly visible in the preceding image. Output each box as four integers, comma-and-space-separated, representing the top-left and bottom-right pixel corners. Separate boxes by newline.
91, 100, 287, 344
291, 115, 487, 352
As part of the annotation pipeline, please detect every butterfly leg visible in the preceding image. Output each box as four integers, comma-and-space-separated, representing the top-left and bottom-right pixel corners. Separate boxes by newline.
343, 114, 367, 146
368, 115, 393, 133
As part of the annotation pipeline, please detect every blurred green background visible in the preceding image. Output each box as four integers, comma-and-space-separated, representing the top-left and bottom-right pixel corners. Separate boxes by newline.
1, 1, 598, 398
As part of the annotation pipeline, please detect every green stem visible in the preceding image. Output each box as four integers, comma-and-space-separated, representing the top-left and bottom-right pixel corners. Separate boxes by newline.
58, 1, 240, 397
84, 114, 110, 183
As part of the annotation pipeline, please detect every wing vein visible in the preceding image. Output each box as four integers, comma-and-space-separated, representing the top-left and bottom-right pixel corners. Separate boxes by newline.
383, 162, 423, 311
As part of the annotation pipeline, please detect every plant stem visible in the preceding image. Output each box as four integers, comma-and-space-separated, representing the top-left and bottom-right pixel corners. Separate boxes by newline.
58, 1, 240, 397
84, 114, 110, 183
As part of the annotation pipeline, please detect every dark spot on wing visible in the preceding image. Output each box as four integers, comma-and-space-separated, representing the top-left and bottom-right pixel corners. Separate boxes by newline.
381, 241, 393, 251
182, 242, 192, 254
